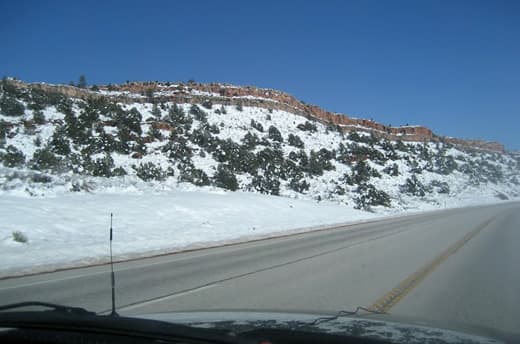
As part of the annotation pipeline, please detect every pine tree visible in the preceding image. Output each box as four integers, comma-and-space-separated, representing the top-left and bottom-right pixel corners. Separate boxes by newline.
0, 95, 25, 117
133, 162, 166, 181
297, 121, 317, 132
50, 126, 71, 155
30, 146, 62, 172
383, 163, 399, 176
151, 103, 161, 119
1, 145, 25, 167
189, 104, 207, 122
400, 174, 431, 196
178, 164, 210, 186
354, 183, 391, 210
268, 125, 283, 142
78, 75, 87, 89
213, 164, 238, 191
145, 88, 154, 101
250, 119, 264, 132
91, 153, 115, 177
251, 173, 280, 195
289, 176, 310, 193
202, 100, 213, 109
148, 125, 163, 141
242, 132, 259, 150
33, 110, 45, 124
288, 134, 304, 148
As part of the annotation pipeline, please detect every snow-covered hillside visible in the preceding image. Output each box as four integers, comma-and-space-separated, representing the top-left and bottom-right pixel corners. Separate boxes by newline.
1, 79, 519, 205
1, 79, 519, 274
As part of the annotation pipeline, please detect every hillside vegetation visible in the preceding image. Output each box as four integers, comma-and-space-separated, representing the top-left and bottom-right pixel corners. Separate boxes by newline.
1, 78, 519, 211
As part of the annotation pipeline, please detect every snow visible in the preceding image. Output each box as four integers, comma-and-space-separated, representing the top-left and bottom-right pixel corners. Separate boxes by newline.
0, 188, 378, 278
189, 89, 220, 97
0, 182, 515, 278
231, 95, 279, 102
96, 89, 145, 99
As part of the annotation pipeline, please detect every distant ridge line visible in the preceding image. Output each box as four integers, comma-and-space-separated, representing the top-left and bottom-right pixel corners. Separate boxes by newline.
7, 78, 505, 153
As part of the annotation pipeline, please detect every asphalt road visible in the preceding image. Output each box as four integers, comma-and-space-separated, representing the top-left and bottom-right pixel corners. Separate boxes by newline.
0, 202, 518, 334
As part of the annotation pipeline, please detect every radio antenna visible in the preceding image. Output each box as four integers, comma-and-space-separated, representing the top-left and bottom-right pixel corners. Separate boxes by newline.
109, 213, 118, 316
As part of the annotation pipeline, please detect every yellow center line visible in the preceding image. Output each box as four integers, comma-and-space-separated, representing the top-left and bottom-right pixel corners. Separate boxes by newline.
367, 217, 495, 313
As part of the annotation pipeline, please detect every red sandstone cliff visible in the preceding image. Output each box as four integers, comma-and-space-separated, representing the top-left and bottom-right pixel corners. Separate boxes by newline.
8, 79, 505, 153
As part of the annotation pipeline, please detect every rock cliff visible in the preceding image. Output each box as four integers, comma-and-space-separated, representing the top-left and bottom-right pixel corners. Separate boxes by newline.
9, 79, 505, 153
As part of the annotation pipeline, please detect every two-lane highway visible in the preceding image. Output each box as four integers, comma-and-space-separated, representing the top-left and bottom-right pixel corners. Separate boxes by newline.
0, 202, 518, 334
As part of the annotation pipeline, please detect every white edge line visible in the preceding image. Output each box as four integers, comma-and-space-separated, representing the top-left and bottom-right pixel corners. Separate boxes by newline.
114, 284, 218, 313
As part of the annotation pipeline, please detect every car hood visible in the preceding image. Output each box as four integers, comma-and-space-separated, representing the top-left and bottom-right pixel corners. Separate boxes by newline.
136, 310, 516, 344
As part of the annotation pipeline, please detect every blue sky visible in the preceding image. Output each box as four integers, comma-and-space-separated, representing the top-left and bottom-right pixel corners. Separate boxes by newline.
2, 0, 519, 150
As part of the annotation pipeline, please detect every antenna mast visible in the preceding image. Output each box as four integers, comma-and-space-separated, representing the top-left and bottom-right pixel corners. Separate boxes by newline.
109, 213, 118, 316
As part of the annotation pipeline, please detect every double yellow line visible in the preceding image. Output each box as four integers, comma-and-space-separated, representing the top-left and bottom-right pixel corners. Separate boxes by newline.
368, 217, 495, 313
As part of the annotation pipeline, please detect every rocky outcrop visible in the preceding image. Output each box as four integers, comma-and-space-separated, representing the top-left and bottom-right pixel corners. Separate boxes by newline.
110, 82, 505, 152
8, 79, 505, 153
443, 138, 505, 154
9, 79, 102, 100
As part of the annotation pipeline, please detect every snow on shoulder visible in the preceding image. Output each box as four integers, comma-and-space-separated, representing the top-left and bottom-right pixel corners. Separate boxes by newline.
0, 188, 375, 277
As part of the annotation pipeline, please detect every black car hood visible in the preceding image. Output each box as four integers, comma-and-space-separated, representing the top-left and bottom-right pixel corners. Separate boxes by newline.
136, 310, 516, 344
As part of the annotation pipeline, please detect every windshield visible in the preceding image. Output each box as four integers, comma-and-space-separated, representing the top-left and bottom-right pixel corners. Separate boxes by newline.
1, 0, 519, 340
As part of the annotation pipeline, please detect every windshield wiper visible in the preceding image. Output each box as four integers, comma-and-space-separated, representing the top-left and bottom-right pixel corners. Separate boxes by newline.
0, 301, 96, 316
0, 302, 239, 344
308, 306, 386, 326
